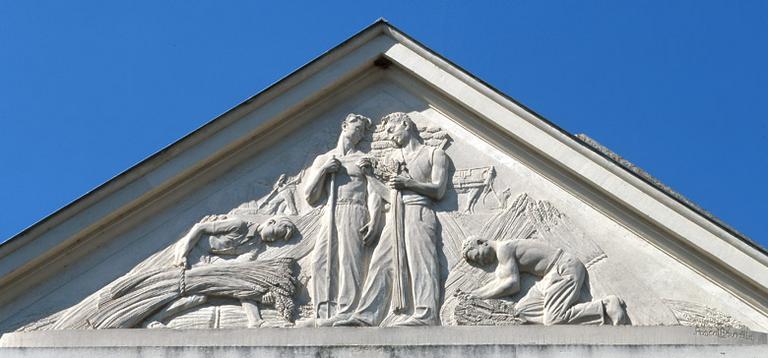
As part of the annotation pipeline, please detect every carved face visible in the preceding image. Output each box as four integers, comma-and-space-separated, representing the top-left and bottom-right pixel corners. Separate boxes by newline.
462, 237, 495, 267
386, 116, 411, 147
258, 216, 295, 243
341, 114, 369, 146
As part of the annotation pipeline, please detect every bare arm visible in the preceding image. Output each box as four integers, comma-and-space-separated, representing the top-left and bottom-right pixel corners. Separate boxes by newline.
356, 157, 392, 203
471, 246, 521, 299
391, 148, 449, 200
173, 217, 252, 266
303, 155, 336, 206
365, 174, 393, 202
360, 183, 384, 246
172, 221, 215, 267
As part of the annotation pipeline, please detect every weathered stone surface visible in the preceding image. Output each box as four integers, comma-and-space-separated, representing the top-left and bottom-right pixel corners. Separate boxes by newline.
0, 20, 766, 354
2, 345, 767, 358
19, 113, 638, 331
2, 326, 765, 347
2, 327, 767, 357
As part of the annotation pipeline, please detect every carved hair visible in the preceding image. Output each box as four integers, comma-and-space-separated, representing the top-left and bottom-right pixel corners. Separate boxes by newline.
462, 236, 492, 266
380, 112, 423, 143
343, 113, 373, 133
261, 216, 296, 242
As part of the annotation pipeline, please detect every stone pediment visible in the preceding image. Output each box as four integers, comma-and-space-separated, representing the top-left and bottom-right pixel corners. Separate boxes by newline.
1, 20, 767, 353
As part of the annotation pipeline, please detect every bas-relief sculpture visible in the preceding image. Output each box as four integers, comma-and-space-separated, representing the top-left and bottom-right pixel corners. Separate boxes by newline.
22, 110, 730, 331
303, 113, 383, 326
461, 237, 627, 325
21, 215, 298, 330
333, 112, 449, 327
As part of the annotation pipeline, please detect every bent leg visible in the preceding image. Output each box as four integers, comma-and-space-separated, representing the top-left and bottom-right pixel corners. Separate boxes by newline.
542, 257, 604, 325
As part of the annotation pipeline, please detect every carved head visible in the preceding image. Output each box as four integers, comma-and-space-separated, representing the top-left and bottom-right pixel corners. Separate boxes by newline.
462, 236, 496, 267
258, 216, 296, 243
341, 113, 372, 146
381, 112, 422, 147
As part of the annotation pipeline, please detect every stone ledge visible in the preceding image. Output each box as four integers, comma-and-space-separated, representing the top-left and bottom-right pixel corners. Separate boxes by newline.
1, 326, 765, 348
1, 345, 767, 358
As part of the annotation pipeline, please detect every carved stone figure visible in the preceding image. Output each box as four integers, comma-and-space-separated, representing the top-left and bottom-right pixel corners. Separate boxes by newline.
304, 113, 383, 326
14, 105, 747, 333
461, 237, 628, 325
23, 215, 298, 330
145, 214, 297, 328
172, 214, 293, 267
452, 166, 500, 213
257, 174, 300, 216
336, 112, 449, 327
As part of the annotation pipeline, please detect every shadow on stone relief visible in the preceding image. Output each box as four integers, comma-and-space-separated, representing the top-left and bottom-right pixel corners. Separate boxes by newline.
20, 111, 706, 330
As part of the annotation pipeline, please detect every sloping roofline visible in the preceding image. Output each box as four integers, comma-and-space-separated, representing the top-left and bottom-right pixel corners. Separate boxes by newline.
3, 18, 763, 256
0, 19, 389, 249
0, 20, 765, 316
379, 21, 764, 256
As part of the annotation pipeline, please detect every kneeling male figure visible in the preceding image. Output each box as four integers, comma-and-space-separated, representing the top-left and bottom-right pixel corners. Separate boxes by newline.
462, 237, 627, 325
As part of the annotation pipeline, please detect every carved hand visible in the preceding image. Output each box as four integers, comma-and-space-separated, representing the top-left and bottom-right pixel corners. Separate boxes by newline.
323, 157, 341, 174
389, 175, 413, 190
359, 222, 376, 246
469, 289, 487, 300
174, 256, 188, 269
356, 157, 374, 175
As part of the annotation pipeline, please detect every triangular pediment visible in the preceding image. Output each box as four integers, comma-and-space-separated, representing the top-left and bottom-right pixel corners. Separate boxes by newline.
1, 20, 766, 339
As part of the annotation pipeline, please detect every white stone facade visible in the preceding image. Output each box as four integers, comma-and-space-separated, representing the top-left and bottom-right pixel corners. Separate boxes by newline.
0, 20, 766, 356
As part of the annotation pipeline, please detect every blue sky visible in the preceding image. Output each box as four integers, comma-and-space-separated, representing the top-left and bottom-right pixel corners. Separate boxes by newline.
0, 1, 765, 248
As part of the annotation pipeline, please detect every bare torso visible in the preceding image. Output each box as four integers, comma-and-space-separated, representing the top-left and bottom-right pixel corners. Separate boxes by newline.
498, 240, 560, 277
317, 151, 367, 202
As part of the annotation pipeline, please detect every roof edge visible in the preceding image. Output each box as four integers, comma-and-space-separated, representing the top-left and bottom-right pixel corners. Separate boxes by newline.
1, 18, 764, 285
0, 18, 391, 253
575, 134, 766, 256
377, 21, 766, 259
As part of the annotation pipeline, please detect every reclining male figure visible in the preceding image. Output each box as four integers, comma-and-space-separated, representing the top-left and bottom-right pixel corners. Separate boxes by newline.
146, 214, 295, 328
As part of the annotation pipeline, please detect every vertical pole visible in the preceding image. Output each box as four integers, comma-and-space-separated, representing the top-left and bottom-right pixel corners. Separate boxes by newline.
391, 162, 407, 313
324, 155, 337, 320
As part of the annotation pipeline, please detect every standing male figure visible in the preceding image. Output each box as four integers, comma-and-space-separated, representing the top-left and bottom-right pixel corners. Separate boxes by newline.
304, 113, 382, 326
337, 112, 450, 326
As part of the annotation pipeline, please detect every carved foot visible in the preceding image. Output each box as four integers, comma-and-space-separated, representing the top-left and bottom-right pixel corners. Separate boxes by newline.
332, 317, 369, 327
603, 295, 628, 326
390, 317, 432, 327
305, 314, 350, 327
314, 318, 338, 327
247, 320, 264, 328
147, 321, 167, 329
